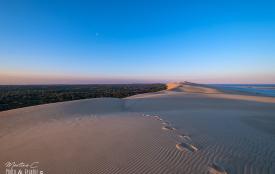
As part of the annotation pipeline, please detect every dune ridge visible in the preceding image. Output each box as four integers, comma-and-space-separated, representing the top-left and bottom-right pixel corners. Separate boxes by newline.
167, 82, 221, 94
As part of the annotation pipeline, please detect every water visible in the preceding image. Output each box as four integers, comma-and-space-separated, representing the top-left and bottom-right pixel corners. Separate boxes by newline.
209, 84, 275, 97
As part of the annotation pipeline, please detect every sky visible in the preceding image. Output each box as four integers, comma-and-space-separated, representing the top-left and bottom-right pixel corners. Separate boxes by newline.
0, 0, 275, 84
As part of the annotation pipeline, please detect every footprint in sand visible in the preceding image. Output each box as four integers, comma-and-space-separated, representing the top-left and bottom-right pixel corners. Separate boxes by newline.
162, 125, 176, 131
176, 142, 198, 152
161, 121, 169, 125
153, 115, 161, 119
152, 115, 165, 122
178, 133, 192, 141
142, 113, 199, 154
208, 162, 227, 174
142, 113, 200, 155
142, 114, 168, 125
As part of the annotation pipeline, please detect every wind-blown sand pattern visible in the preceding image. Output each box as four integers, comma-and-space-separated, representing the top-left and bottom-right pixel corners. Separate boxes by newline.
1, 82, 275, 174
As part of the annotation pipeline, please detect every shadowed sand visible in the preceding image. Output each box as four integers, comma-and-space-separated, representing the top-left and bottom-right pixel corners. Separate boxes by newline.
1, 82, 275, 174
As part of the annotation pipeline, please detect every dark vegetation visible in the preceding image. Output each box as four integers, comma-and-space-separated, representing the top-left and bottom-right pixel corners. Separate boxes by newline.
0, 84, 166, 112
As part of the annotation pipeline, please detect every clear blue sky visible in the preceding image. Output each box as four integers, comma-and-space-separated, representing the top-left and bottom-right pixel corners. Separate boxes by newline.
0, 0, 275, 84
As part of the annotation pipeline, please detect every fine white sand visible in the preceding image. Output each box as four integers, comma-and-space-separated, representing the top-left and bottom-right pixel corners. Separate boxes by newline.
1, 82, 275, 174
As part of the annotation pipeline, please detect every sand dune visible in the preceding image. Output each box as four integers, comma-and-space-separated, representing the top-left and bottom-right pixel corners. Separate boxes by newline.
167, 82, 221, 94
1, 82, 275, 174
166, 82, 182, 90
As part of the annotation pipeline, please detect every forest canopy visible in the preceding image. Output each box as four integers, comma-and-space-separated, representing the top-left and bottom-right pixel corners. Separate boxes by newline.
0, 84, 166, 111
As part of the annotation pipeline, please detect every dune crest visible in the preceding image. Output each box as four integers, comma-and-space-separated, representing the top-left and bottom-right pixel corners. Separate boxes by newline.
166, 82, 221, 94
166, 82, 182, 90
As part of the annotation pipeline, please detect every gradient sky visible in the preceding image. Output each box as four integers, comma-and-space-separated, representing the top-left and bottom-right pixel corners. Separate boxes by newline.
0, 0, 275, 84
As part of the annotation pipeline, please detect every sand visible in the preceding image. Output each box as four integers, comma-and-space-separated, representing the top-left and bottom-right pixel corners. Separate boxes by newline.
1, 82, 275, 174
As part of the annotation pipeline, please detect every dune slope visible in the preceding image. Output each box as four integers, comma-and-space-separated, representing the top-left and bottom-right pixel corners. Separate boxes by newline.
1, 82, 275, 174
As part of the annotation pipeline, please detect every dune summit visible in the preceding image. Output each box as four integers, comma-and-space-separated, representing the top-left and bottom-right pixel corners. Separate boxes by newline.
1, 82, 275, 174
167, 82, 221, 94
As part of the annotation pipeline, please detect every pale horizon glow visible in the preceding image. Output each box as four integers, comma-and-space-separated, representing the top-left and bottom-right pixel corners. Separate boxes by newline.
1, 71, 274, 85
1, 1, 275, 84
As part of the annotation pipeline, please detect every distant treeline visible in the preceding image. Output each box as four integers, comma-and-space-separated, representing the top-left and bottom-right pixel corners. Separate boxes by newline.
0, 84, 166, 112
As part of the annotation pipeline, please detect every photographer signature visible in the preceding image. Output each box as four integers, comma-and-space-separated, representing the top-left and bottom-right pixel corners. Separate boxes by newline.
5, 161, 39, 169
